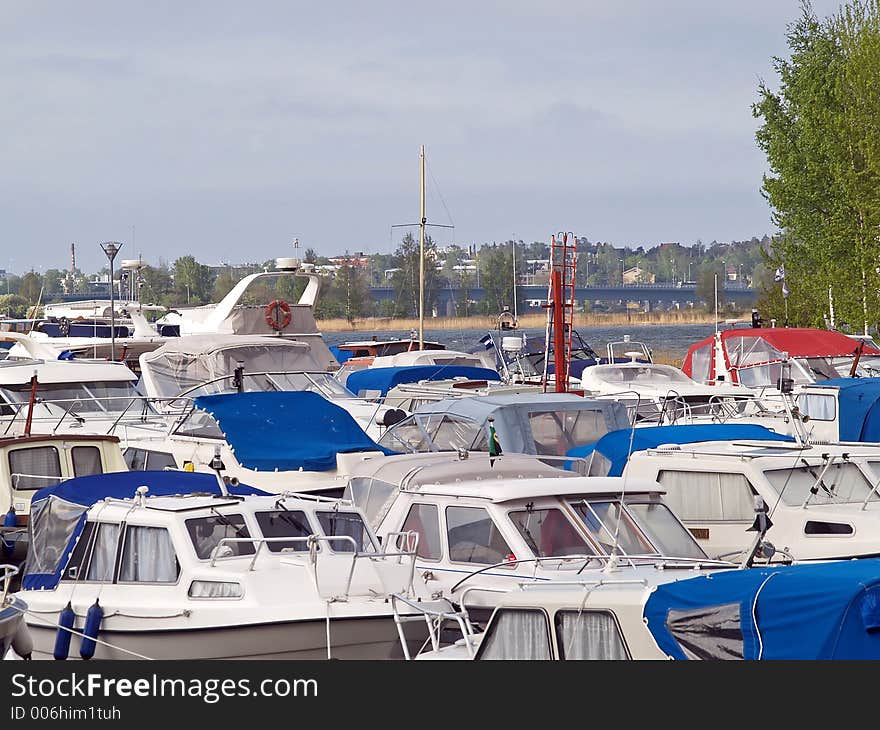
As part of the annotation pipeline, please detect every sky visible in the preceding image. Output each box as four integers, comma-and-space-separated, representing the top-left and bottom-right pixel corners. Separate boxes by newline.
0, 0, 847, 274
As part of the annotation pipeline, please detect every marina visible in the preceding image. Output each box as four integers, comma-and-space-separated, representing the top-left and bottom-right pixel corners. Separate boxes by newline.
4, 1, 880, 689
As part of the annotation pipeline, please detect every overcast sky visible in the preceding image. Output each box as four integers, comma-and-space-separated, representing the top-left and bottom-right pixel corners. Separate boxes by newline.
0, 0, 846, 273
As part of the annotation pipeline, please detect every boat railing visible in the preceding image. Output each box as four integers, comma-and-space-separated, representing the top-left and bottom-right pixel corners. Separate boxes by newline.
0, 563, 19, 607
209, 532, 418, 600
167, 370, 361, 406
390, 591, 483, 659
447, 553, 738, 594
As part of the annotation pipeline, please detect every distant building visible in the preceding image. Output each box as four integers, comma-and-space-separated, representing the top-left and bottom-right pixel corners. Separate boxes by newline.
329, 252, 369, 268
622, 266, 655, 284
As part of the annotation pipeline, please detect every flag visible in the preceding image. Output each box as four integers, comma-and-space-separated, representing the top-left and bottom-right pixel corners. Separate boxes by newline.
774, 266, 789, 299
487, 418, 502, 465
478, 333, 495, 351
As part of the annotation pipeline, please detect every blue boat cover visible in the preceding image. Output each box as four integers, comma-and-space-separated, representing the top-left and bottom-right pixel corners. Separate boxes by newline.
30, 469, 267, 508
195, 391, 396, 472
345, 365, 501, 398
329, 345, 354, 364
644, 558, 880, 659
565, 424, 794, 476
813, 377, 880, 442
23, 471, 268, 591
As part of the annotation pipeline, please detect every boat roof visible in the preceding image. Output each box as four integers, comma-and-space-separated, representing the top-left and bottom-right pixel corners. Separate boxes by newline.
400, 475, 665, 502
194, 391, 396, 471
0, 356, 137, 384
140, 333, 313, 358
688, 327, 880, 361
30, 469, 268, 508
567, 424, 796, 476
346, 450, 571, 487
345, 365, 501, 398
631, 438, 880, 462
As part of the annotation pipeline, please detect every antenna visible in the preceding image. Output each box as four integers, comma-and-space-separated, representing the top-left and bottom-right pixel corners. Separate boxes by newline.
419, 144, 426, 351
512, 238, 518, 325
714, 272, 719, 334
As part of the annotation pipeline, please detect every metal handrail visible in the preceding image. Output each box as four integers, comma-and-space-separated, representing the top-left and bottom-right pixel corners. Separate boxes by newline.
209, 533, 418, 600
0, 563, 20, 607
390, 592, 478, 659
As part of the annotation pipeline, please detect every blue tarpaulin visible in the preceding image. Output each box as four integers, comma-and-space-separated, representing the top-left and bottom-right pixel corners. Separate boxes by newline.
195, 391, 396, 472
23, 471, 268, 591
813, 378, 880, 442
329, 345, 354, 364
345, 365, 501, 398
565, 423, 794, 476
644, 558, 880, 659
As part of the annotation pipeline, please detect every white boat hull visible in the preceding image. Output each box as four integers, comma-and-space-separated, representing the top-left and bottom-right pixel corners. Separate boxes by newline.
27, 615, 426, 660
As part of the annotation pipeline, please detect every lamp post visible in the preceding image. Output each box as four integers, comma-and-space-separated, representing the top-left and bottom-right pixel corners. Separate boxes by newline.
100, 241, 122, 361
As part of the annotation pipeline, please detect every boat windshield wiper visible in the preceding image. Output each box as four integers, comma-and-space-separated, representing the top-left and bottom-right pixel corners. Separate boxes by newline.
273, 500, 311, 535
210, 507, 248, 539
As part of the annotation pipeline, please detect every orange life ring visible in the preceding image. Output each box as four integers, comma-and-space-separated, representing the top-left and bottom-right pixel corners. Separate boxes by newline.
265, 299, 292, 330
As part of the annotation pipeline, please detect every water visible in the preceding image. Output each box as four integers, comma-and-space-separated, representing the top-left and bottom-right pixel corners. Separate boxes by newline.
322, 323, 717, 364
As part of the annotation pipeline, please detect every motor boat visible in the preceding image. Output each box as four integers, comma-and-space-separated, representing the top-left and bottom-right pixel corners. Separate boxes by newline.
402, 557, 880, 660
376, 392, 630, 468
340, 450, 733, 625
16, 470, 429, 660
583, 423, 880, 563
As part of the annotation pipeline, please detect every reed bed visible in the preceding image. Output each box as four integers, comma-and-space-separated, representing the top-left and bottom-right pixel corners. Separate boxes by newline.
317, 309, 741, 332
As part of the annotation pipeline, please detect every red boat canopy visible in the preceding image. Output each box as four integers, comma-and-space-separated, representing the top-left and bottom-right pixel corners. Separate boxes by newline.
682, 328, 880, 382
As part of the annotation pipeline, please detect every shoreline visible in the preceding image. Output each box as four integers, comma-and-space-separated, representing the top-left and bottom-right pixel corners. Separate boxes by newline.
316, 310, 743, 332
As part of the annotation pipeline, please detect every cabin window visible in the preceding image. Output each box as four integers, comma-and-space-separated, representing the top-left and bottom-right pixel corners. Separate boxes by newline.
625, 502, 707, 559
72, 446, 103, 477
119, 526, 179, 583
445, 506, 514, 565
508, 508, 595, 558
123, 448, 177, 471
316, 510, 376, 553
528, 410, 609, 456
689, 343, 712, 383
568, 500, 656, 556
9, 446, 62, 491
795, 394, 836, 421
764, 463, 880, 506
255, 510, 313, 552
85, 523, 122, 582
377, 417, 431, 453
186, 513, 255, 560
62, 522, 96, 582
476, 609, 552, 660
657, 470, 755, 521
400, 504, 442, 560
555, 610, 630, 660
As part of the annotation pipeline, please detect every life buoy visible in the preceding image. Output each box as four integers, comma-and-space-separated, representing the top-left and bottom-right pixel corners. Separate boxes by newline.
265, 299, 292, 330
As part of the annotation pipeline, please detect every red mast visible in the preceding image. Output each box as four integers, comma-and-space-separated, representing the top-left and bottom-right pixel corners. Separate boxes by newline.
542, 233, 578, 393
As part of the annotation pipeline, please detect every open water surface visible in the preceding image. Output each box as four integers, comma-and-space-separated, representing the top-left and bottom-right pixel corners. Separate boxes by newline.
322, 323, 717, 364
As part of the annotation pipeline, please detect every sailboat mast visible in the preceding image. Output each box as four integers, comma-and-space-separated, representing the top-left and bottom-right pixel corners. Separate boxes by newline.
512, 238, 518, 325
419, 145, 426, 350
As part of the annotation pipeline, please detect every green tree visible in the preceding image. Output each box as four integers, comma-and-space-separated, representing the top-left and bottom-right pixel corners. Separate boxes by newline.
754, 0, 880, 331
389, 232, 439, 318
172, 256, 215, 305
19, 272, 43, 303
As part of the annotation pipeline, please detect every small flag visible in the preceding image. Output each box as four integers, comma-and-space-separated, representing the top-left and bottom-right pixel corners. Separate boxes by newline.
487, 418, 502, 461
479, 333, 495, 351
774, 266, 789, 299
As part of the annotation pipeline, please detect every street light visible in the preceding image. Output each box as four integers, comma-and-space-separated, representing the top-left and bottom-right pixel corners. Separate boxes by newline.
100, 241, 122, 361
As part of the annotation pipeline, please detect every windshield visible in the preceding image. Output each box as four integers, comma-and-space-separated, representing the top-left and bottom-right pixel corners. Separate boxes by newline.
566, 499, 658, 556
182, 371, 356, 399
763, 461, 880, 506
173, 408, 224, 438
0, 381, 140, 414
377, 413, 480, 453
508, 507, 596, 558
592, 364, 692, 386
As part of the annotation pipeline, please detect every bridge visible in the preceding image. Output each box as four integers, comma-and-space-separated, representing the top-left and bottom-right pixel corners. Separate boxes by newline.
371, 283, 756, 314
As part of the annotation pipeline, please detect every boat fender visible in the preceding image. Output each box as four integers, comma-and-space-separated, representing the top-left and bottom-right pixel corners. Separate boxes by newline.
2, 508, 16, 556
11, 621, 32, 660
53, 602, 76, 660
79, 599, 103, 660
